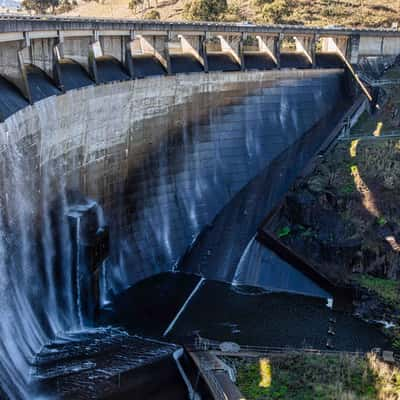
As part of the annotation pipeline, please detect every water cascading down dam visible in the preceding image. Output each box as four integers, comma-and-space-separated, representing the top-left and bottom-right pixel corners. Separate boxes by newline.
0, 16, 398, 399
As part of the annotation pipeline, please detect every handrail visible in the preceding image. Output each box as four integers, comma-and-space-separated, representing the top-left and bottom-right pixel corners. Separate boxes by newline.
190, 337, 366, 357
0, 15, 400, 37
187, 349, 228, 400
191, 337, 400, 367
200, 369, 227, 400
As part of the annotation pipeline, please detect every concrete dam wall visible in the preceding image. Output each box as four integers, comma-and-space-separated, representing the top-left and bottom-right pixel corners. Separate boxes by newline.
0, 68, 351, 398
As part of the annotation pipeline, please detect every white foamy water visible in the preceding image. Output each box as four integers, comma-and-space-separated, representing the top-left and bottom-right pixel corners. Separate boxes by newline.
0, 120, 106, 398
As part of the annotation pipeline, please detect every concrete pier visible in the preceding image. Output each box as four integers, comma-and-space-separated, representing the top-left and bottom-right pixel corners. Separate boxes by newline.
0, 16, 398, 117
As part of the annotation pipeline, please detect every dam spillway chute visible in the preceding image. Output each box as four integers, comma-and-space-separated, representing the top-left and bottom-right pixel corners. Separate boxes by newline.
280, 52, 312, 69
57, 58, 94, 91
243, 52, 277, 70
315, 52, 345, 69
132, 54, 167, 78
25, 64, 61, 102
95, 56, 131, 84
170, 53, 204, 74
0, 76, 29, 121
207, 52, 241, 72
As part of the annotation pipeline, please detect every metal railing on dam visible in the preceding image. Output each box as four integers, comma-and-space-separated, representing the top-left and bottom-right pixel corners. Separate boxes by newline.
1, 15, 400, 36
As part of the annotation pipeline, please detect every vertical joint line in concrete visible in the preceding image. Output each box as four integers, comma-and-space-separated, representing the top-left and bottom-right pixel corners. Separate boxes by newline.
202, 32, 209, 73
165, 31, 172, 75
239, 32, 245, 71
311, 33, 318, 69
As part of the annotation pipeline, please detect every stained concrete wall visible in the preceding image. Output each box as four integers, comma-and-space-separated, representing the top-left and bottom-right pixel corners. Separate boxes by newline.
0, 40, 26, 93
30, 38, 56, 76
99, 35, 127, 62
0, 68, 349, 293
63, 36, 92, 69
0, 68, 353, 399
359, 36, 400, 57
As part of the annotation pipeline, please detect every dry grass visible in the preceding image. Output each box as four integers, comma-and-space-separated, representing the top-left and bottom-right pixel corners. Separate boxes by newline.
60, 0, 400, 27
367, 352, 400, 400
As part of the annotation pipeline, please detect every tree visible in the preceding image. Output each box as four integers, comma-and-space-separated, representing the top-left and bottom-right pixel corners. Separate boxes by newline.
221, 1, 243, 22
57, 0, 74, 12
128, 0, 142, 12
21, 0, 59, 13
253, 0, 273, 7
144, 9, 161, 19
262, 0, 291, 23
183, 0, 228, 21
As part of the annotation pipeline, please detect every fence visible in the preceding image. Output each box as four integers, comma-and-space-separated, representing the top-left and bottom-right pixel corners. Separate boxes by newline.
190, 336, 366, 358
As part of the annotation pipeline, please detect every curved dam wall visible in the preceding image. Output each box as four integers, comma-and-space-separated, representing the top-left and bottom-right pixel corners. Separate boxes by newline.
0, 68, 350, 399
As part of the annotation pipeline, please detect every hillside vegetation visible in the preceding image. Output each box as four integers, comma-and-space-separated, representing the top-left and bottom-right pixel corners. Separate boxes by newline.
54, 0, 400, 27
235, 353, 400, 400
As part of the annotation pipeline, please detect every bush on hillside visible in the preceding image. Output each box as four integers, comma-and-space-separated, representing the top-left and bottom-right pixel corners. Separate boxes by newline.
221, 1, 243, 22
144, 9, 161, 19
262, 0, 292, 23
183, 0, 228, 21
129, 0, 142, 12
21, 0, 59, 13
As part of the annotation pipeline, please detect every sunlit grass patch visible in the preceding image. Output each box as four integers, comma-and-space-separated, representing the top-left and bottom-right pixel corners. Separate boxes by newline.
259, 358, 272, 388
236, 353, 384, 400
350, 139, 360, 158
373, 122, 384, 137
354, 274, 400, 308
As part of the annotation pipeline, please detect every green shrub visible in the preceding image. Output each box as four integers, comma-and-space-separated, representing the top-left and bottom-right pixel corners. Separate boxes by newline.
183, 0, 228, 21
340, 183, 355, 194
377, 216, 387, 226
355, 274, 399, 307
277, 226, 291, 238
262, 0, 292, 23
144, 9, 161, 19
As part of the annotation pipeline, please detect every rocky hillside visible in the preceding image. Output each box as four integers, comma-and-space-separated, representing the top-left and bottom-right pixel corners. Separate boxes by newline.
273, 138, 400, 281
60, 0, 400, 27
271, 67, 400, 285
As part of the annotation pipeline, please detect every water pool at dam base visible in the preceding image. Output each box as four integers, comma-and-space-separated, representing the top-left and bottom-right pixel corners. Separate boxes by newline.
0, 67, 392, 399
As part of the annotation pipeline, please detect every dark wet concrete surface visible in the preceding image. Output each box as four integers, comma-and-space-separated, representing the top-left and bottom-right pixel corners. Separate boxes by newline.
58, 58, 93, 90
96, 56, 130, 83
170, 53, 204, 74
207, 52, 241, 72
0, 76, 29, 120
178, 96, 352, 289
132, 55, 166, 78
280, 52, 312, 69
244, 53, 276, 70
103, 72, 349, 291
316, 52, 345, 69
33, 328, 185, 400
26, 64, 60, 102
